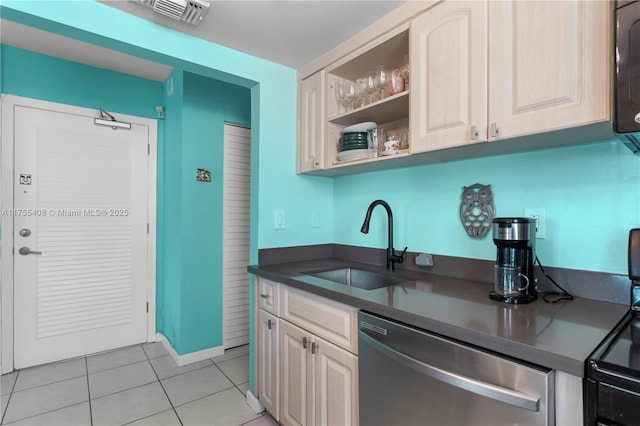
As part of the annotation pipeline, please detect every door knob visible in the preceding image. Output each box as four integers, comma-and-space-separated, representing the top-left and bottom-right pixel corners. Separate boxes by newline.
19, 247, 42, 255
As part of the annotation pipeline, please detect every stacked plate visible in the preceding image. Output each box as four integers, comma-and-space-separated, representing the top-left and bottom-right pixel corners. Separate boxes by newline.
337, 122, 378, 162
339, 132, 368, 151
338, 149, 368, 162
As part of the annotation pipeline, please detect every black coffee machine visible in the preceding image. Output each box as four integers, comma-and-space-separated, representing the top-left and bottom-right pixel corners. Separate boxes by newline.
490, 217, 537, 304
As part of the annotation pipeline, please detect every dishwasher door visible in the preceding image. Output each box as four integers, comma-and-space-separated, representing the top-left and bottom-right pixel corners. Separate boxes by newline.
358, 311, 554, 426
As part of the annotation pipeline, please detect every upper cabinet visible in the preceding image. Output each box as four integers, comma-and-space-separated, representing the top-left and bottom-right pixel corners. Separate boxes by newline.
296, 0, 613, 176
410, 1, 488, 152
323, 27, 411, 174
487, 0, 610, 141
297, 70, 326, 174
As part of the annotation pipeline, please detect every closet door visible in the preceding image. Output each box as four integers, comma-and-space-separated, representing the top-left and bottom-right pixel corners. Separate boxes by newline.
222, 123, 251, 348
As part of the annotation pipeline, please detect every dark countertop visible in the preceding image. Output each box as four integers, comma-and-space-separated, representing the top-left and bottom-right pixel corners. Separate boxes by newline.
248, 258, 629, 377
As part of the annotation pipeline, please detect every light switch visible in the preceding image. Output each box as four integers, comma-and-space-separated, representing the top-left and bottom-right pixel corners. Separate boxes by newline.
274, 210, 285, 230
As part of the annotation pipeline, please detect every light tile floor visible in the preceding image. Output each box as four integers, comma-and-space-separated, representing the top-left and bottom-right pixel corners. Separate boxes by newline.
0, 343, 279, 426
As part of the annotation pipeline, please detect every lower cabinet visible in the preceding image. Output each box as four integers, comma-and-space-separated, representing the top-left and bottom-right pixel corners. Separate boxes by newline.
257, 309, 279, 420
280, 320, 358, 426
255, 278, 359, 426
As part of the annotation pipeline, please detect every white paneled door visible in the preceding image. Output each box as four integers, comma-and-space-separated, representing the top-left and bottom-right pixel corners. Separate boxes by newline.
13, 105, 149, 369
222, 123, 251, 349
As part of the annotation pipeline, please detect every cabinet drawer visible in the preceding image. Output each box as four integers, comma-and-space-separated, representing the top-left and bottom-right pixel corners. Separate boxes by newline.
258, 278, 280, 315
280, 285, 358, 354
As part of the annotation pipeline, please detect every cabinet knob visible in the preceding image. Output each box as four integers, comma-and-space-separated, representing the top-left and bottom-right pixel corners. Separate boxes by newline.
260, 294, 269, 299
635, 112, 640, 124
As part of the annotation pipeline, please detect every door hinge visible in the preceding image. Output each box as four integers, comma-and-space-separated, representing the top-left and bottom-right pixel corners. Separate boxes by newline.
147, 223, 149, 234
146, 302, 149, 313
147, 144, 150, 155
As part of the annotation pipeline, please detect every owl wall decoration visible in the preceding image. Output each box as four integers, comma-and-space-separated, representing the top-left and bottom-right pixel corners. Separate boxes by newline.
459, 183, 495, 238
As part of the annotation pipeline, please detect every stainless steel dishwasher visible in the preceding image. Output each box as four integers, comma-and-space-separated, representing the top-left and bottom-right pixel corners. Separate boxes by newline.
358, 311, 554, 426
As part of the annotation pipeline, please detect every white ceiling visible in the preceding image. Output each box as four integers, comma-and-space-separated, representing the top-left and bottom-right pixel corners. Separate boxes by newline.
1, 0, 406, 82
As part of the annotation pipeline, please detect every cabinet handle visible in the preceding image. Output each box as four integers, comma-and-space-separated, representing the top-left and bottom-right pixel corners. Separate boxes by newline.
302, 336, 308, 349
267, 319, 272, 330
311, 342, 318, 355
260, 294, 269, 299
490, 122, 498, 138
470, 125, 478, 141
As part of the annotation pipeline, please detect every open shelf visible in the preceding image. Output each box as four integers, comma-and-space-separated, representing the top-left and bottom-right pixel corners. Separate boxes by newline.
329, 91, 409, 126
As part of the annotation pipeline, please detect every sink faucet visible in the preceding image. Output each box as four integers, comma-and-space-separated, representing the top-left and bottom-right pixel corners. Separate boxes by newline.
360, 200, 407, 271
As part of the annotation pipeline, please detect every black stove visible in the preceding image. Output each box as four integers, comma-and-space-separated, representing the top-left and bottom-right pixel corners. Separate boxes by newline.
587, 315, 640, 425
586, 229, 640, 425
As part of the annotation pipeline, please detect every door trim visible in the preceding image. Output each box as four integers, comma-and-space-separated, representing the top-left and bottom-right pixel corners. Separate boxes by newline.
0, 94, 157, 373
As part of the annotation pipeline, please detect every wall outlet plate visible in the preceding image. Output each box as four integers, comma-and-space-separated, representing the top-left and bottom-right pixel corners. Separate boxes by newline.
524, 208, 545, 239
274, 209, 285, 230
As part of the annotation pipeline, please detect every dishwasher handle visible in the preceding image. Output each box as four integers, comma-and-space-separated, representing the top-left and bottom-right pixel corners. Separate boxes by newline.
359, 331, 540, 412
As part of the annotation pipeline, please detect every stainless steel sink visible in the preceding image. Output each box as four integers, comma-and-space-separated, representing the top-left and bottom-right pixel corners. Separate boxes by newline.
305, 267, 409, 290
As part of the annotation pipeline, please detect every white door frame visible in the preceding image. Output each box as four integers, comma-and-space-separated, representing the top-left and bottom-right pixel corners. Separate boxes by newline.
0, 95, 157, 373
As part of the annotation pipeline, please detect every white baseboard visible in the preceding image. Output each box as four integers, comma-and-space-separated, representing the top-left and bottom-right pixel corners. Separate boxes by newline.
246, 390, 265, 414
156, 333, 224, 366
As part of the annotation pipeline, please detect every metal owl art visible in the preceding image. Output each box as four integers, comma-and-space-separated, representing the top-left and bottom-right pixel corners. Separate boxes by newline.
459, 183, 495, 238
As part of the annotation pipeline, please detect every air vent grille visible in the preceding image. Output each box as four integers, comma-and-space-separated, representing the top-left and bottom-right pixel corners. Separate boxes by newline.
153, 0, 187, 20
129, 0, 210, 25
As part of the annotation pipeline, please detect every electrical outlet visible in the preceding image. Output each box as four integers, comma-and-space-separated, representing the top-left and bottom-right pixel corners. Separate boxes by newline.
524, 208, 545, 239
274, 209, 285, 230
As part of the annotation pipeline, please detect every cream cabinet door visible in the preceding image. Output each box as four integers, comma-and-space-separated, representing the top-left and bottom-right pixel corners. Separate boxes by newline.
280, 320, 314, 426
410, 0, 488, 153
297, 70, 326, 174
258, 310, 279, 421
313, 334, 359, 426
488, 0, 610, 140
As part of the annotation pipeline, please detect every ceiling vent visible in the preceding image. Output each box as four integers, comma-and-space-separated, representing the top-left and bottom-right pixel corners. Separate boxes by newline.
130, 0, 210, 26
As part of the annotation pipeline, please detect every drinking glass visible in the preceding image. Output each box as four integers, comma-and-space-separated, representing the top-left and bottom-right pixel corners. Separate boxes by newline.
334, 79, 347, 114
356, 78, 368, 108
389, 68, 405, 95
344, 80, 357, 111
375, 66, 389, 99
401, 54, 410, 90
365, 72, 377, 104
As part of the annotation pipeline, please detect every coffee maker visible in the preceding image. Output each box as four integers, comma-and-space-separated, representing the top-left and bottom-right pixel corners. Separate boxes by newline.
490, 217, 537, 304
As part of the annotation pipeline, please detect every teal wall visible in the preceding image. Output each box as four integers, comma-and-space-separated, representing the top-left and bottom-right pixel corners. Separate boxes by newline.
334, 140, 640, 275
160, 69, 184, 348
0, 45, 162, 119
178, 72, 251, 353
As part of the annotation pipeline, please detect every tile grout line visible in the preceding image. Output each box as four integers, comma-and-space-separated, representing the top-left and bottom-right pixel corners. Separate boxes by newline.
152, 359, 215, 381
210, 361, 250, 400
0, 370, 20, 425
85, 356, 93, 426
143, 344, 184, 426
